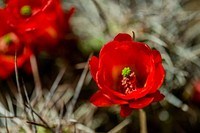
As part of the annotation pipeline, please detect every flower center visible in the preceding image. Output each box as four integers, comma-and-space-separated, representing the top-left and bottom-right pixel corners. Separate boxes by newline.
118, 67, 137, 95
20, 5, 32, 17
3, 34, 13, 45
122, 67, 131, 77
0, 33, 21, 54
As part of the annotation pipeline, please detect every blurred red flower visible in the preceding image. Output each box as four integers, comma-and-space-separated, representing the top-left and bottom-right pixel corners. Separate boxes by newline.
89, 33, 165, 117
192, 81, 200, 104
0, 10, 32, 79
4, 0, 74, 52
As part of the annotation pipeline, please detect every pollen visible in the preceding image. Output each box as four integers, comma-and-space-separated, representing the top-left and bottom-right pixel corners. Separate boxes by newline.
122, 67, 131, 77
3, 34, 12, 45
20, 5, 32, 17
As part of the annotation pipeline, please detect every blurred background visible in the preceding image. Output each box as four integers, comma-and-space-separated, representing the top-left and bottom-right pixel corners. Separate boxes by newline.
1, 0, 200, 132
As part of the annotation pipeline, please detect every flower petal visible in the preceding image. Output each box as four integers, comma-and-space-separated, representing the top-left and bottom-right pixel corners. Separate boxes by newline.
150, 91, 165, 102
106, 92, 128, 104
0, 56, 15, 79
17, 48, 32, 67
89, 56, 99, 82
114, 33, 132, 42
129, 97, 154, 109
90, 91, 113, 107
0, 48, 32, 79
149, 50, 165, 93
150, 64, 165, 93
152, 49, 162, 64
120, 104, 133, 117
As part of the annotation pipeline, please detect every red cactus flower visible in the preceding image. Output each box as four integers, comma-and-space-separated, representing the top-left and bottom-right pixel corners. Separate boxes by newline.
4, 0, 74, 52
0, 10, 32, 79
89, 33, 165, 117
192, 81, 200, 105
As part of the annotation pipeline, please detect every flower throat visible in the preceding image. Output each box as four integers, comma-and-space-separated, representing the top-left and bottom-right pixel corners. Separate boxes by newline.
119, 67, 137, 95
